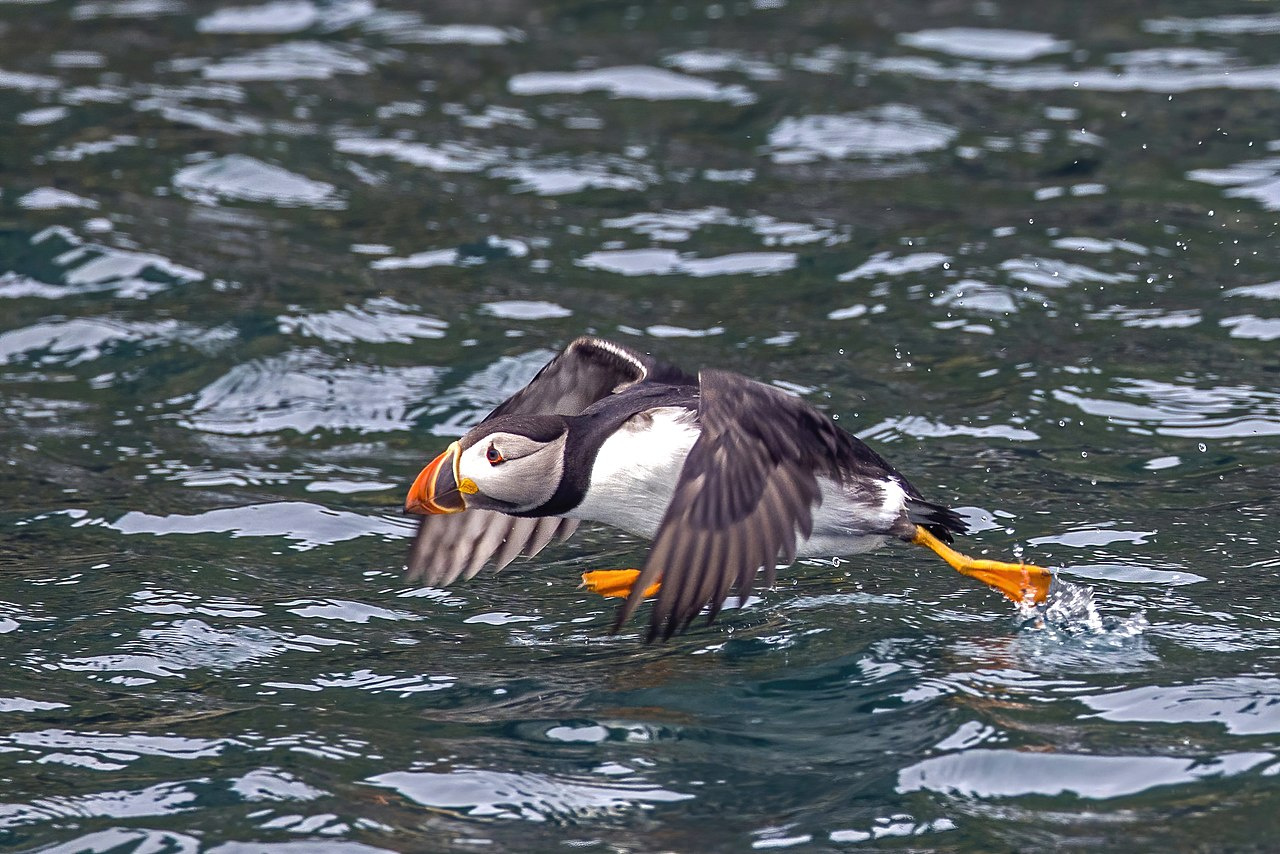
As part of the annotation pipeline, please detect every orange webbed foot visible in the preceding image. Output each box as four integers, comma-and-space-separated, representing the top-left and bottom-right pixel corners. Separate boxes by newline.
581, 569, 662, 600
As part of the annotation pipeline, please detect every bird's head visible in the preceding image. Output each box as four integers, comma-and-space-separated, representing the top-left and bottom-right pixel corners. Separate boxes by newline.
405, 414, 569, 516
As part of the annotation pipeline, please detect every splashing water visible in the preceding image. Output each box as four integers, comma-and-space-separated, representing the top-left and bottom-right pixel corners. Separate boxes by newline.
1017, 574, 1148, 640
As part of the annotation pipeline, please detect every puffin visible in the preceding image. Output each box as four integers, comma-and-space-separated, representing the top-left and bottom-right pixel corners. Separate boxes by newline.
404, 336, 1052, 641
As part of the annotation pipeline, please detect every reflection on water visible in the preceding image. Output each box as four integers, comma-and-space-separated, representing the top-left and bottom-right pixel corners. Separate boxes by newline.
2, 0, 1279, 850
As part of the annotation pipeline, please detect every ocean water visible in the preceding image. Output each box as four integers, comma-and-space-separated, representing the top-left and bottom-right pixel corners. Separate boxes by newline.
1, 1, 1279, 850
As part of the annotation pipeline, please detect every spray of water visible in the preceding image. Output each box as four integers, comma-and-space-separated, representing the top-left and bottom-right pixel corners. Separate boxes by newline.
1016, 574, 1148, 640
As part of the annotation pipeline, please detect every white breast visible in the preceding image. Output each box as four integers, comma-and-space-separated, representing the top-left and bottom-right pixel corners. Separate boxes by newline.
568, 407, 700, 538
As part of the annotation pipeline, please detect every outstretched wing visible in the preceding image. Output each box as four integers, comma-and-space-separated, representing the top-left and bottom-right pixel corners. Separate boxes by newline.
479, 336, 658, 423
406, 511, 579, 586
407, 337, 684, 586
616, 370, 890, 641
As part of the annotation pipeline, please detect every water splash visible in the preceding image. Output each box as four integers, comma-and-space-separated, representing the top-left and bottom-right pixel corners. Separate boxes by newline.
1017, 576, 1148, 639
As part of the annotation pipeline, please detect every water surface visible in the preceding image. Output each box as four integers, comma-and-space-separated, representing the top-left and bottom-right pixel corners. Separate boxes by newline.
2, 1, 1280, 851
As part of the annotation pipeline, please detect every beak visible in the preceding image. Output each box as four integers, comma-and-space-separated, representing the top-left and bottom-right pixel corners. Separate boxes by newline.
406, 441, 470, 515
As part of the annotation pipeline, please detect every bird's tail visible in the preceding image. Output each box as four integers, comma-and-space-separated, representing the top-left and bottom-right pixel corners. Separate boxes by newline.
905, 497, 967, 544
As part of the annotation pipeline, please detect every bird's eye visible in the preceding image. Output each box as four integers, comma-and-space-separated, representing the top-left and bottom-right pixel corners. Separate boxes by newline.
485, 445, 504, 465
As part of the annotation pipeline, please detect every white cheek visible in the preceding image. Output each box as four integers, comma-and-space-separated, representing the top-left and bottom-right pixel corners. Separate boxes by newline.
459, 448, 496, 488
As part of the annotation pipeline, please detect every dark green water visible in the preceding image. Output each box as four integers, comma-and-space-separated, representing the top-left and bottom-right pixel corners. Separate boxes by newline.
2, 1, 1280, 851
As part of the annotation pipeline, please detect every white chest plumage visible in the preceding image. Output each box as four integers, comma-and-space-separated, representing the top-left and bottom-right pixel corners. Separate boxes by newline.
569, 407, 700, 538
567, 406, 909, 557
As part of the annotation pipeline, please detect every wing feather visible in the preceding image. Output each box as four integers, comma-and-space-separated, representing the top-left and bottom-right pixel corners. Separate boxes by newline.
615, 370, 859, 640
407, 513, 581, 587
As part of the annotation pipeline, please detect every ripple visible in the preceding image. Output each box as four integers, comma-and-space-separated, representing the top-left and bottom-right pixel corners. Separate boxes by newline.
1062, 563, 1206, 586
491, 161, 651, 195
464, 611, 540, 625
642, 324, 725, 338
930, 279, 1022, 315
283, 599, 422, 623
600, 207, 842, 247
1188, 155, 1280, 210
663, 48, 781, 81
57, 618, 351, 683
1, 227, 205, 300
837, 251, 950, 282
827, 816, 956, 845
180, 348, 440, 434
278, 297, 447, 344
134, 99, 267, 136
334, 137, 504, 172
368, 766, 692, 820
1087, 306, 1202, 329
1225, 279, 1280, 300
4, 729, 227, 766
202, 41, 372, 82
1082, 677, 1280, 734
1051, 377, 1280, 438
369, 236, 527, 270
263, 668, 454, 696
0, 67, 61, 91
481, 300, 572, 320
1053, 236, 1150, 255
198, 0, 319, 33
45, 132, 139, 161
0, 317, 210, 366
0, 697, 69, 713
368, 248, 459, 270
16, 187, 97, 210
173, 154, 344, 208
0, 782, 200, 831
304, 479, 393, 494
576, 248, 796, 277
1000, 255, 1135, 288
875, 51, 1280, 93
509, 65, 755, 105
898, 28, 1071, 62
1145, 13, 1280, 35
111, 502, 413, 550
15, 828, 200, 853
361, 11, 521, 45
1220, 314, 1280, 341
1029, 528, 1156, 548
857, 414, 1039, 443
898, 749, 1270, 799
195, 0, 371, 34
231, 766, 326, 801
209, 842, 394, 854
71, 0, 185, 20
766, 106, 957, 163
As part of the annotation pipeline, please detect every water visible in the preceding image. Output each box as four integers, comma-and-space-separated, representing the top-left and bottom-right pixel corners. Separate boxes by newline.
2, 0, 1279, 850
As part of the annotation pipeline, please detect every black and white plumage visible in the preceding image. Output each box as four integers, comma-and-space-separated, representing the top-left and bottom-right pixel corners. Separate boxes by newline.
406, 336, 970, 641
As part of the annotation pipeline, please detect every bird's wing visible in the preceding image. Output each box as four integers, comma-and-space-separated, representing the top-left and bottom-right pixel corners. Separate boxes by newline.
407, 337, 678, 585
617, 369, 875, 641
406, 512, 579, 586
481, 336, 659, 421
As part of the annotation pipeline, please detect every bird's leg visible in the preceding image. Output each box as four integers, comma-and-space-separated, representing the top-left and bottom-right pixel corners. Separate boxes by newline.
581, 569, 662, 599
912, 526, 1052, 604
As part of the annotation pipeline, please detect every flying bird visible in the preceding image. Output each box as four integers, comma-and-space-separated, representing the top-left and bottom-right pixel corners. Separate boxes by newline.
405, 337, 1051, 641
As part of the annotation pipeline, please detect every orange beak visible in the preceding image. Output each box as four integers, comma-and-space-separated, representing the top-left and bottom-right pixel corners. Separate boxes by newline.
405, 441, 468, 515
